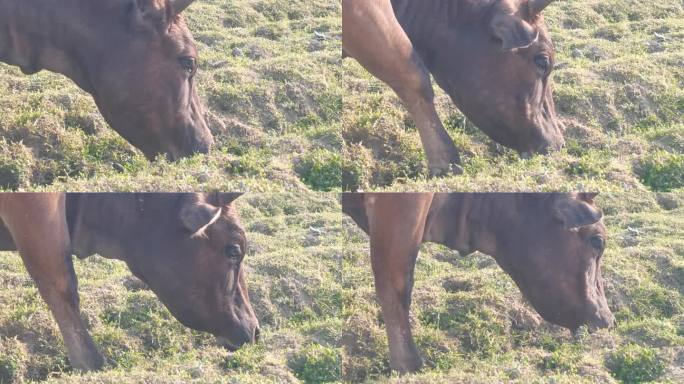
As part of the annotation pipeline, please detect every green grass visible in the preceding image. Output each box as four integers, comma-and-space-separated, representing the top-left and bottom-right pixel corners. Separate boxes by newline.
296, 149, 343, 192
606, 344, 666, 383
342, 191, 684, 383
289, 343, 342, 383
0, 0, 683, 383
0, 0, 342, 192
342, 0, 684, 193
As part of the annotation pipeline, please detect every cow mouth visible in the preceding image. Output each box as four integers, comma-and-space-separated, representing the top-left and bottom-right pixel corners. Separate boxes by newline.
216, 336, 240, 351
143, 140, 210, 162
569, 315, 615, 336
571, 324, 605, 337
215, 327, 260, 351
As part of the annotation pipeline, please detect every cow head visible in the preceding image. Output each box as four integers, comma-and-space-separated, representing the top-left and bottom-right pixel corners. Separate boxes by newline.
490, 193, 614, 331
90, 0, 212, 160
123, 193, 259, 349
427, 0, 563, 154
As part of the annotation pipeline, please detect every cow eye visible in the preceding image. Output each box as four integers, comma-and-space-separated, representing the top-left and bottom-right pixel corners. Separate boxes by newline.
179, 57, 196, 73
589, 235, 605, 252
225, 244, 242, 259
534, 54, 551, 73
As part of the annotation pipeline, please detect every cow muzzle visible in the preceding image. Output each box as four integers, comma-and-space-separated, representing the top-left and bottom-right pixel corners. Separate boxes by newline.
177, 123, 213, 159
215, 322, 260, 351
587, 309, 615, 332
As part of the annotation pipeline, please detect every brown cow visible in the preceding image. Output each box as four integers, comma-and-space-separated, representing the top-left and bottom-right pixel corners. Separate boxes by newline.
343, 0, 564, 176
0, 0, 213, 160
342, 192, 615, 373
0, 193, 259, 371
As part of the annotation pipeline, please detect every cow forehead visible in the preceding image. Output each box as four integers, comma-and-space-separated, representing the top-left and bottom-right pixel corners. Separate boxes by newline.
166, 16, 197, 55
204, 215, 245, 241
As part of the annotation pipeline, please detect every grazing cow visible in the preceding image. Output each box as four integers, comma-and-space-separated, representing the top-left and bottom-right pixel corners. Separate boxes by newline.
342, 193, 615, 373
0, 193, 259, 371
0, 0, 213, 160
343, 0, 564, 175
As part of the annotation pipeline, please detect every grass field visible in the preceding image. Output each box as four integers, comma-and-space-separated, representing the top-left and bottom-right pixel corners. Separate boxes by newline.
342, 0, 683, 193
343, 191, 684, 383
0, 0, 342, 192
1, 0, 683, 383
0, 191, 345, 383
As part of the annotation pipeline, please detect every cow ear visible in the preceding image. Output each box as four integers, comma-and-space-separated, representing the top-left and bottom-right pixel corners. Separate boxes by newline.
489, 13, 539, 50
169, 0, 196, 16
215, 193, 243, 207
553, 195, 603, 230
578, 192, 599, 204
179, 201, 222, 237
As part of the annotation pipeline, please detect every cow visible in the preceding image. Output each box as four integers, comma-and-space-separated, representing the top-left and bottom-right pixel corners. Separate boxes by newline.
0, 0, 213, 160
342, 192, 615, 373
0, 192, 259, 371
343, 0, 564, 176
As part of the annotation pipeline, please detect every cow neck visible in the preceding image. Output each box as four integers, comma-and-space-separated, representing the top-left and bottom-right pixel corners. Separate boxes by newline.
390, 0, 494, 70
67, 194, 119, 261
0, 0, 106, 92
424, 193, 526, 259
67, 193, 160, 262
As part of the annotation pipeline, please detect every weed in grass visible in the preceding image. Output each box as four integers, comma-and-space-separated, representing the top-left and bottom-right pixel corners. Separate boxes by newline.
540, 343, 584, 374
289, 343, 342, 384
225, 148, 272, 177
224, 343, 267, 374
605, 344, 666, 383
296, 148, 343, 191
636, 150, 684, 192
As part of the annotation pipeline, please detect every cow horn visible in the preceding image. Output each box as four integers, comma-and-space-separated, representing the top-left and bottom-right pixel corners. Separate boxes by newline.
179, 195, 222, 238
529, 0, 554, 15
170, 0, 195, 15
